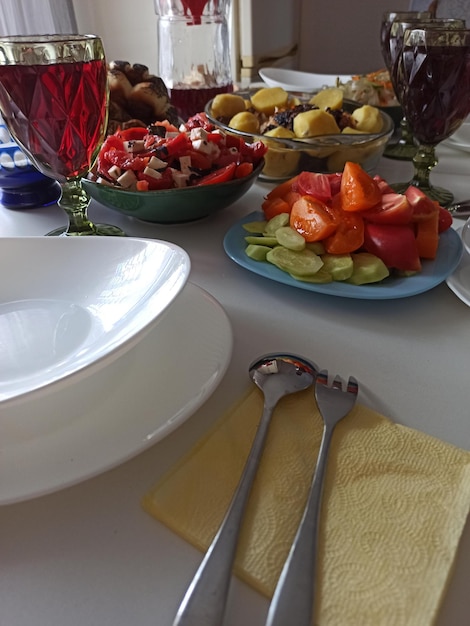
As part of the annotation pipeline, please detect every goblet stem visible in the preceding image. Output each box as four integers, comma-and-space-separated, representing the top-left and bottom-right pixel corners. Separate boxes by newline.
47, 178, 126, 237
411, 143, 437, 188
391, 142, 454, 206
384, 116, 417, 160
57, 178, 97, 236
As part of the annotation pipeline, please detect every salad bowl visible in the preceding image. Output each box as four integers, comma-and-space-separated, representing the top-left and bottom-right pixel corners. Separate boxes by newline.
83, 157, 264, 223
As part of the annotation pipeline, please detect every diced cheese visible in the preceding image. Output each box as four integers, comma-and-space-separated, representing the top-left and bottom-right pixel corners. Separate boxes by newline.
117, 169, 138, 189
191, 138, 212, 155
123, 139, 145, 153
107, 165, 121, 180
190, 127, 208, 142
179, 155, 192, 175
147, 155, 167, 170
171, 169, 190, 188
143, 166, 162, 180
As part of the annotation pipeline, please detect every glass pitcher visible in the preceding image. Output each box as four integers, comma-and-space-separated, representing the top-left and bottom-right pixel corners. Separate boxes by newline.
154, 0, 233, 120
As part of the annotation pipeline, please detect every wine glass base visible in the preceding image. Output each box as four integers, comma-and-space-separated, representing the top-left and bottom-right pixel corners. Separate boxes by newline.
46, 223, 127, 237
383, 141, 417, 161
390, 181, 454, 207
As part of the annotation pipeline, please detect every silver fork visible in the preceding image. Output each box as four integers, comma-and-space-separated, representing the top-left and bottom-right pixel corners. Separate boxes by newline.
265, 369, 359, 626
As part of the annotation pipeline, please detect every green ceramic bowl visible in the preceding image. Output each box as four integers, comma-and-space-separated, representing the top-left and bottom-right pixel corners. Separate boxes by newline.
83, 159, 264, 224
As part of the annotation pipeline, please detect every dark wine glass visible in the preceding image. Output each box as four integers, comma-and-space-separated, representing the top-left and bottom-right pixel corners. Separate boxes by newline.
385, 18, 466, 162
392, 27, 470, 206
0, 34, 125, 236
381, 11, 433, 160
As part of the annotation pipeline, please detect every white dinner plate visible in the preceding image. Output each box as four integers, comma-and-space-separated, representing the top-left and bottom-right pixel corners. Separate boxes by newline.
0, 236, 190, 405
0, 282, 232, 504
447, 225, 470, 306
258, 67, 351, 92
461, 217, 470, 254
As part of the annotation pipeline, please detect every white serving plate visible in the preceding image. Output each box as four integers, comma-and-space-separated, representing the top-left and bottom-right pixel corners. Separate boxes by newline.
446, 225, 470, 306
258, 67, 351, 92
0, 236, 190, 404
0, 282, 232, 504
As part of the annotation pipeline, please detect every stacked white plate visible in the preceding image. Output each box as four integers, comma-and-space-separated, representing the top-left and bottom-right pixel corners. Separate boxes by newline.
0, 236, 232, 504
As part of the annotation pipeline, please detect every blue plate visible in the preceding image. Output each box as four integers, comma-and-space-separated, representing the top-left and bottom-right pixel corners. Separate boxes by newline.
223, 211, 464, 300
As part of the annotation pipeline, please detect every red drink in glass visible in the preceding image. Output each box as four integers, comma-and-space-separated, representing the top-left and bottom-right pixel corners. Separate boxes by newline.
169, 83, 233, 120
0, 59, 107, 181
400, 41, 470, 144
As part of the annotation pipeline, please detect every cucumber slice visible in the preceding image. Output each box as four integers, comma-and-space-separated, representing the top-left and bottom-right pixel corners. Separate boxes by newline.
266, 246, 323, 277
242, 220, 268, 234
346, 253, 390, 285
245, 244, 273, 261
321, 253, 354, 281
275, 226, 306, 251
290, 267, 333, 283
306, 241, 326, 255
245, 235, 278, 246
264, 212, 290, 235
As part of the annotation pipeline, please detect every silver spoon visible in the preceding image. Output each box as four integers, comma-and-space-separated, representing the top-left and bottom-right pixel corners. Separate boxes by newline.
172, 353, 317, 626
448, 200, 470, 218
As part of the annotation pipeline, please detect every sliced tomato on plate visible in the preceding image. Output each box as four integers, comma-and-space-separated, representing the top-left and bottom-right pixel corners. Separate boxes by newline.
363, 222, 422, 271
360, 192, 413, 225
323, 207, 364, 254
292, 171, 333, 203
340, 161, 382, 212
290, 195, 338, 242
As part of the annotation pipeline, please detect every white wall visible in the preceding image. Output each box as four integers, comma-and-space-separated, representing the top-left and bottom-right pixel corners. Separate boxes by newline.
299, 0, 410, 74
73, 0, 160, 74
73, 0, 412, 78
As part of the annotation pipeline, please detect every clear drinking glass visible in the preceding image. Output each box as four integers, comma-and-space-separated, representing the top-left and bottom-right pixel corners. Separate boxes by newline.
155, 0, 233, 121
0, 34, 125, 236
392, 27, 470, 206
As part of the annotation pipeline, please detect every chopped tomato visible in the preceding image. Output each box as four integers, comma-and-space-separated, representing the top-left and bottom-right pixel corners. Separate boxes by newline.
415, 211, 439, 259
438, 205, 453, 233
373, 174, 395, 194
340, 161, 382, 212
363, 222, 422, 271
323, 207, 364, 254
235, 162, 254, 178
290, 195, 338, 242
262, 196, 291, 220
196, 162, 237, 185
265, 174, 301, 201
117, 127, 148, 142
405, 186, 439, 221
327, 172, 343, 197
186, 150, 212, 171
283, 190, 302, 207
165, 132, 191, 157
292, 171, 333, 203
360, 192, 413, 225
136, 179, 149, 191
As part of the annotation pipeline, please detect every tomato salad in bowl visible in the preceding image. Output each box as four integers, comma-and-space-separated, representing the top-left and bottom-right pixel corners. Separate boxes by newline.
90, 113, 267, 191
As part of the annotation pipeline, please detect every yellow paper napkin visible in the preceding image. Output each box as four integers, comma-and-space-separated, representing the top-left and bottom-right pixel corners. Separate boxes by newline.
142, 388, 470, 625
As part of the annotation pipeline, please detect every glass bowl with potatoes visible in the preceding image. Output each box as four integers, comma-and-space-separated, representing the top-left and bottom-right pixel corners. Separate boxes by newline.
204, 86, 394, 180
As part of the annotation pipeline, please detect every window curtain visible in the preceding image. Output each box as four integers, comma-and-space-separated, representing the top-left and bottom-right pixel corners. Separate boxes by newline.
0, 0, 78, 36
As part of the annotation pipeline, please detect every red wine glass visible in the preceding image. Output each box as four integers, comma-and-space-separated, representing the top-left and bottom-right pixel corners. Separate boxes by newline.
380, 11, 432, 160
385, 18, 466, 162
393, 27, 470, 206
0, 34, 125, 236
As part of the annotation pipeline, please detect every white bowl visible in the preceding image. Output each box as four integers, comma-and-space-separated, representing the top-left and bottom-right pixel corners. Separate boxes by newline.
258, 67, 351, 92
0, 236, 190, 404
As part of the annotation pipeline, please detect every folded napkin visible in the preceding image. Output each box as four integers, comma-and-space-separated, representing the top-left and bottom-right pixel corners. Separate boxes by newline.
142, 387, 470, 625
